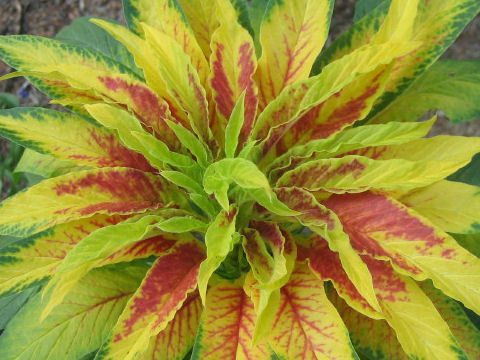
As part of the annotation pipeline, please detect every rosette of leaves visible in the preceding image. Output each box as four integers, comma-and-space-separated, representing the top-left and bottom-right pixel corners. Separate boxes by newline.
0, 0, 480, 359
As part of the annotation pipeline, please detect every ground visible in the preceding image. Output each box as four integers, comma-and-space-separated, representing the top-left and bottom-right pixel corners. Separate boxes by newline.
0, 0, 479, 198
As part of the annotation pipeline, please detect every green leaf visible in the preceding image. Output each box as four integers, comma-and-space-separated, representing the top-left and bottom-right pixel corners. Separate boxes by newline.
0, 93, 19, 109
230, 0, 254, 35
0, 287, 37, 330
161, 170, 204, 194
130, 131, 197, 169
0, 261, 149, 360
354, 0, 389, 22
225, 91, 246, 158
15, 149, 87, 178
203, 158, 271, 210
449, 153, 480, 186
165, 119, 210, 168
452, 233, 480, 258
247, 0, 269, 56
156, 216, 208, 233
372, 59, 480, 124
197, 206, 238, 304
55, 16, 142, 77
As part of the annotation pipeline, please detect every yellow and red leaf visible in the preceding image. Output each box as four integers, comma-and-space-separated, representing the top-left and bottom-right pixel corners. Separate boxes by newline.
191, 280, 270, 360
0, 215, 125, 298
276, 187, 381, 313
209, 0, 258, 145
399, 180, 480, 234
307, 234, 381, 319
0, 107, 154, 171
364, 256, 467, 360
141, 292, 202, 360
255, 0, 333, 109
98, 241, 205, 360
328, 288, 411, 360
277, 155, 473, 194
325, 192, 480, 316
0, 168, 172, 237
247, 264, 359, 360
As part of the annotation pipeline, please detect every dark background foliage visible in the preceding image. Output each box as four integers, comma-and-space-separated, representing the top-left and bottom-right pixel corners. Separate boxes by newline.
0, 0, 479, 199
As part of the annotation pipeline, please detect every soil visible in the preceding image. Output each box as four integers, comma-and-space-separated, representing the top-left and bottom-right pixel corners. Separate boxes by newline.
0, 0, 479, 197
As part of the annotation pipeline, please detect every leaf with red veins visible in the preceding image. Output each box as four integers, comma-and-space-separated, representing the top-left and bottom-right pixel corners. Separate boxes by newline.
249, 264, 359, 360
324, 192, 480, 317
307, 234, 382, 319
191, 280, 270, 360
275, 65, 391, 155
141, 292, 202, 360
98, 241, 205, 360
0, 215, 126, 298
209, 0, 258, 145
0, 168, 174, 237
363, 256, 467, 360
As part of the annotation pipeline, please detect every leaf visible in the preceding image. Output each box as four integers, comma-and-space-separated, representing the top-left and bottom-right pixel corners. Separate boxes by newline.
328, 287, 411, 360
191, 280, 270, 360
306, 234, 381, 319
363, 257, 467, 360
272, 64, 392, 154
247, 0, 269, 55
246, 264, 360, 359
452, 233, 480, 259
0, 167, 173, 237
141, 23, 210, 141
353, 0, 388, 22
399, 180, 480, 234
55, 16, 142, 77
0, 107, 153, 171
277, 155, 468, 194
84, 104, 188, 170
0, 93, 19, 109
420, 280, 480, 359
0, 215, 125, 298
276, 187, 381, 313
0, 35, 141, 115
267, 118, 435, 181
42, 212, 196, 318
0, 287, 37, 330
255, 0, 333, 109
322, 0, 480, 122
243, 221, 297, 342
121, 0, 208, 87
15, 149, 86, 178
209, 0, 258, 145
141, 293, 202, 360
449, 153, 480, 187
97, 242, 204, 360
325, 192, 480, 318
203, 158, 271, 210
165, 118, 210, 168
90, 19, 192, 131
197, 206, 238, 304
224, 91, 246, 158
251, 40, 419, 160
372, 59, 480, 124
0, 261, 149, 360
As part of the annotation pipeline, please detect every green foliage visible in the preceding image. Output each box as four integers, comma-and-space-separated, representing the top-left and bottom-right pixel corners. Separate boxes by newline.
354, 0, 389, 21
372, 59, 480, 124
56, 17, 142, 77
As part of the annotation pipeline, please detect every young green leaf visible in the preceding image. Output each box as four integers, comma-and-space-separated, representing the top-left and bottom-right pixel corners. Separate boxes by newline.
224, 91, 246, 158
197, 206, 238, 304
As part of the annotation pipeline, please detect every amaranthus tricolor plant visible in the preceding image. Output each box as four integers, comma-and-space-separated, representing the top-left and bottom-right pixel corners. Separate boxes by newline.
0, 0, 480, 359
